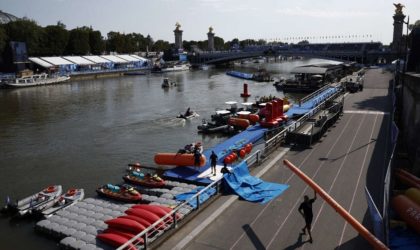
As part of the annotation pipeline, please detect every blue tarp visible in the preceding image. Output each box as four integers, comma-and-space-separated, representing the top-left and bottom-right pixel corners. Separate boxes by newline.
223, 161, 289, 204
164, 125, 267, 184
175, 186, 217, 209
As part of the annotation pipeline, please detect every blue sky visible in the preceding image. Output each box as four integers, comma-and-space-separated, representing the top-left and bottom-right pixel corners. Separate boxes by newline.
1, 0, 419, 45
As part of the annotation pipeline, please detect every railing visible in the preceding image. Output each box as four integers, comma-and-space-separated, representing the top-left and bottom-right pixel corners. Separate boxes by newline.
117, 149, 263, 250
117, 86, 345, 250
264, 86, 344, 155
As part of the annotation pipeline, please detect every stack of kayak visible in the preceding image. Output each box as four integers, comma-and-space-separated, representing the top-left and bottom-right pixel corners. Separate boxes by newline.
97, 204, 181, 249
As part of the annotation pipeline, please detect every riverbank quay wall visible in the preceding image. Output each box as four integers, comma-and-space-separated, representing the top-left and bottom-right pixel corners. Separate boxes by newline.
398, 71, 420, 175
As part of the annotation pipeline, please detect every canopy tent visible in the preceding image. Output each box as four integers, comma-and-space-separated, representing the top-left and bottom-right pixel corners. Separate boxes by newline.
28, 57, 53, 68
63, 56, 95, 65
40, 57, 74, 66
100, 55, 128, 64
116, 55, 142, 62
82, 56, 111, 64
130, 54, 148, 61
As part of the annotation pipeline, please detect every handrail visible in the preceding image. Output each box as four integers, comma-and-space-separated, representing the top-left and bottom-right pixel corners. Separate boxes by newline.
117, 149, 264, 250
118, 86, 344, 250
117, 174, 222, 250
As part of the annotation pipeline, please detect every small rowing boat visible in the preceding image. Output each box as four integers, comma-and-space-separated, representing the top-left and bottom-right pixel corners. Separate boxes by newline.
8, 185, 63, 217
38, 188, 85, 217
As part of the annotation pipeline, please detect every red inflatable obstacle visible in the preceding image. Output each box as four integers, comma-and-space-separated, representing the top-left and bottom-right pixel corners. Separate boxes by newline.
228, 117, 250, 129
154, 153, 206, 167
240, 83, 251, 97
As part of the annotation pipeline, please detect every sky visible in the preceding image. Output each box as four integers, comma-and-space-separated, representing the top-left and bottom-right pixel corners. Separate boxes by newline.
1, 0, 419, 45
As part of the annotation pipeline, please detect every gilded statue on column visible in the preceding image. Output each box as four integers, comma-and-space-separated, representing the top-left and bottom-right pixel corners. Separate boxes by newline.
393, 3, 405, 15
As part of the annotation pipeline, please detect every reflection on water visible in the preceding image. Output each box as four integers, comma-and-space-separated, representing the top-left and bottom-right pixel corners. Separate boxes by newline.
0, 58, 334, 249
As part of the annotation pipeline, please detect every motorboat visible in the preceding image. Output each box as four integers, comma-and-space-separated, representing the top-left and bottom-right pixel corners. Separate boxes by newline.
7, 185, 63, 217
123, 171, 165, 188
197, 119, 236, 135
37, 188, 85, 217
177, 108, 198, 119
162, 78, 176, 88
96, 184, 142, 203
160, 63, 190, 72
3, 73, 70, 88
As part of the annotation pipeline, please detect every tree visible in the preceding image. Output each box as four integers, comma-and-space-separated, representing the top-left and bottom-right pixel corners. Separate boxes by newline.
297, 40, 310, 45
152, 40, 170, 52
89, 30, 104, 55
0, 25, 8, 54
44, 22, 69, 56
106, 31, 125, 53
214, 36, 224, 50
67, 27, 90, 55
4, 18, 46, 56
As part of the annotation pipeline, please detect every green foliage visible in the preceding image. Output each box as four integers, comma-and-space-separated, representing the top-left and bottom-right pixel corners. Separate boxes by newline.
44, 23, 69, 56
0, 25, 8, 53
152, 40, 170, 52
67, 27, 90, 55
89, 30, 105, 55
4, 18, 46, 56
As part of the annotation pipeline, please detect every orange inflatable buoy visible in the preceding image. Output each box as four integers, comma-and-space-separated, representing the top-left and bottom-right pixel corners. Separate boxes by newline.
239, 149, 246, 158
228, 117, 250, 129
248, 114, 259, 124
154, 153, 206, 167
392, 195, 420, 234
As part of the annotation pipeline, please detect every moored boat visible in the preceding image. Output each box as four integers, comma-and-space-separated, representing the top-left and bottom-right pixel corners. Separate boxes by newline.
38, 188, 85, 217
8, 185, 63, 217
3, 73, 70, 88
123, 171, 166, 188
96, 184, 142, 203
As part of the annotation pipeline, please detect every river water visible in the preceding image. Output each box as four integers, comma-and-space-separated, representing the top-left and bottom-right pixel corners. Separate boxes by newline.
0, 58, 336, 249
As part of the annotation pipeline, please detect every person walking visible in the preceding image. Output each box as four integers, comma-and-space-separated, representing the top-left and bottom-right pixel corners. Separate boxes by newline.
210, 151, 218, 176
298, 190, 317, 243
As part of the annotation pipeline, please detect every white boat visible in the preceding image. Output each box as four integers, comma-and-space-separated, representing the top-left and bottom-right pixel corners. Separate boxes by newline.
3, 73, 70, 88
160, 63, 190, 72
9, 185, 63, 217
39, 188, 85, 217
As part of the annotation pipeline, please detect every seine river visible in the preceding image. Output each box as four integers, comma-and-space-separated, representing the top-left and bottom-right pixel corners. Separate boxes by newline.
0, 58, 335, 249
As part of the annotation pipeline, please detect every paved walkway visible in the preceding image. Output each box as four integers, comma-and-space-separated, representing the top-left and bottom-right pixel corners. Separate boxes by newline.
158, 69, 393, 250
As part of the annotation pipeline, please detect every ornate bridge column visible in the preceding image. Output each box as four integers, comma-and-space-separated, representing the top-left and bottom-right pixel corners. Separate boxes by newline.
392, 3, 406, 53
174, 22, 183, 50
207, 26, 215, 51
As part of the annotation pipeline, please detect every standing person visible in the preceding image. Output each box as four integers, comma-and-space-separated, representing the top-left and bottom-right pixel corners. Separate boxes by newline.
193, 147, 201, 167
210, 151, 218, 176
298, 190, 317, 243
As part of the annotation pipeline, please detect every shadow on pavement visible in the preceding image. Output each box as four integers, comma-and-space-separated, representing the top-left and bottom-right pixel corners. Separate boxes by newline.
242, 224, 266, 250
283, 232, 308, 250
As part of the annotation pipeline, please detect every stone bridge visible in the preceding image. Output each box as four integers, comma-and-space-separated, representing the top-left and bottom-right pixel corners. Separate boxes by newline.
188, 42, 398, 66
